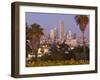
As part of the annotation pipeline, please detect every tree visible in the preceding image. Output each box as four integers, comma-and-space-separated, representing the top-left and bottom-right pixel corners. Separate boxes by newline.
75, 15, 89, 60
26, 23, 44, 60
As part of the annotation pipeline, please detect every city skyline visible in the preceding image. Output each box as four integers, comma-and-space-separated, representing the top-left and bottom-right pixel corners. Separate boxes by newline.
26, 12, 90, 38
25, 12, 90, 67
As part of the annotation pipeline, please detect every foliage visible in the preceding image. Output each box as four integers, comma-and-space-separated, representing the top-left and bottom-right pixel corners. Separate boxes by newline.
75, 15, 89, 60
26, 45, 90, 67
26, 23, 44, 59
75, 15, 89, 32
26, 60, 89, 67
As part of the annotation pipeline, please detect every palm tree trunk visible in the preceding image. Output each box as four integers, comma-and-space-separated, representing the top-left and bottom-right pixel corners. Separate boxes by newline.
82, 31, 86, 60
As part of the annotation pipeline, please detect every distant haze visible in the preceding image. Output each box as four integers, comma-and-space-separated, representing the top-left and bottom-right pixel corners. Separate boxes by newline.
26, 12, 90, 39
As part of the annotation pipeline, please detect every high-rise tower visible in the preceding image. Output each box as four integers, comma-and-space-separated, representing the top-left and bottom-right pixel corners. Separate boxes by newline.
50, 29, 55, 41
66, 30, 72, 40
59, 20, 64, 41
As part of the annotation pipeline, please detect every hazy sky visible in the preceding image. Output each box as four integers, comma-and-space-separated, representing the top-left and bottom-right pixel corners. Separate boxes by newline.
25, 12, 89, 38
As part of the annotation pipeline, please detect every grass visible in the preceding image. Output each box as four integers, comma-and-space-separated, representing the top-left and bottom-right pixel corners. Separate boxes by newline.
26, 59, 89, 67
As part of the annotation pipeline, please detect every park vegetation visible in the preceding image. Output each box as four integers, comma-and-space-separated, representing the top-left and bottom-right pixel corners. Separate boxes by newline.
26, 15, 89, 67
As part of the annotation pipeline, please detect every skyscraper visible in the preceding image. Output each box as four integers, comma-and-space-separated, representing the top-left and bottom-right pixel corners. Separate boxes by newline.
73, 33, 76, 39
54, 27, 58, 40
66, 30, 72, 40
59, 20, 64, 41
50, 29, 55, 41
49, 28, 58, 42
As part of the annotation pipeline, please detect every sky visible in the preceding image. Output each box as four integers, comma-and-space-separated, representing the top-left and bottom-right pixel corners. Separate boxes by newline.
25, 12, 90, 38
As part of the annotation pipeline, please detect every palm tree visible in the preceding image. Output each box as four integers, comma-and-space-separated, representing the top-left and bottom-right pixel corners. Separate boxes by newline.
75, 15, 89, 60
26, 23, 44, 60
